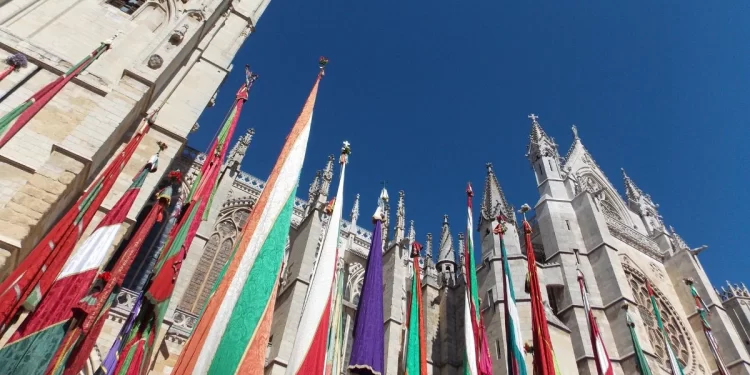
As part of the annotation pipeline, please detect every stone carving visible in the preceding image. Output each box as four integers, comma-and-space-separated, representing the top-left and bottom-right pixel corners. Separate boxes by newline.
112, 288, 140, 315
178, 207, 250, 313
719, 282, 750, 301
147, 54, 163, 69
170, 24, 189, 45
604, 212, 664, 261
229, 128, 255, 162
346, 262, 365, 304
191, 123, 200, 132
649, 263, 665, 280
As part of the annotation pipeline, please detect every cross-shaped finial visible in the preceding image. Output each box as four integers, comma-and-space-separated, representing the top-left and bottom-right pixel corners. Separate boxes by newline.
528, 113, 539, 123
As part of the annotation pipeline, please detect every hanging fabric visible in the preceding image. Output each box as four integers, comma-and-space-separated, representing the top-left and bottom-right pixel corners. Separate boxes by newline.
576, 270, 614, 375
493, 216, 528, 375
522, 210, 559, 375
404, 241, 427, 375
463, 184, 493, 375
347, 208, 386, 375
0, 39, 114, 148
286, 142, 350, 374
0, 118, 150, 334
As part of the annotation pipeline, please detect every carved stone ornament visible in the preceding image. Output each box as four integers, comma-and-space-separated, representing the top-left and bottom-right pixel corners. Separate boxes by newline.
148, 54, 163, 69
170, 24, 189, 45
649, 262, 665, 280
191, 123, 200, 133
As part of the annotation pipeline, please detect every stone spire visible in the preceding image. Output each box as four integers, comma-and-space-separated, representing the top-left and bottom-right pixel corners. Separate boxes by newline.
622, 168, 664, 234
306, 154, 336, 217
379, 185, 390, 244
481, 163, 515, 224
437, 215, 455, 264
394, 191, 406, 243
669, 225, 689, 251
320, 154, 335, 197
436, 216, 457, 287
307, 171, 321, 207
408, 220, 415, 243
526, 113, 559, 165
228, 128, 254, 167
457, 233, 465, 267
350, 193, 360, 229
622, 168, 642, 203
425, 233, 433, 265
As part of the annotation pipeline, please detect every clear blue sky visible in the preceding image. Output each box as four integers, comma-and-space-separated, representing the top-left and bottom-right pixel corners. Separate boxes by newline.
191, 1, 750, 286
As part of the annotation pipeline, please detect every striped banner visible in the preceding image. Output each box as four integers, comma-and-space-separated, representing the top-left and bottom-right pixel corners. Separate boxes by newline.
404, 242, 427, 375
172, 61, 326, 375
286, 143, 349, 374
624, 308, 652, 375
647, 281, 684, 375
522, 217, 559, 375
493, 218, 527, 375
463, 184, 493, 375
0, 119, 150, 333
324, 258, 345, 375
0, 151, 159, 375
0, 39, 113, 148
576, 270, 614, 375
685, 280, 728, 375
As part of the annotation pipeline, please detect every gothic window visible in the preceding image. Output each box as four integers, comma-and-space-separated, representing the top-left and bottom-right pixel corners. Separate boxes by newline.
346, 262, 365, 305
178, 208, 250, 313
623, 263, 693, 371
600, 200, 621, 220
107, 0, 146, 14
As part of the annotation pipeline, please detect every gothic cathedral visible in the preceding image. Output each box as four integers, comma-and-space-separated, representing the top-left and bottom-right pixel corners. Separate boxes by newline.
0, 0, 748, 374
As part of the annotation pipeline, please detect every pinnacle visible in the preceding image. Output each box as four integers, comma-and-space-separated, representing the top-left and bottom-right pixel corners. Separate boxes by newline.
481, 162, 514, 223
528, 113, 551, 145
621, 168, 642, 202
350, 193, 360, 227
526, 113, 559, 165
438, 214, 455, 264
425, 233, 433, 260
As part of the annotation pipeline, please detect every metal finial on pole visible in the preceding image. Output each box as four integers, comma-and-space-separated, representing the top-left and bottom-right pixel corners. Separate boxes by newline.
519, 203, 532, 220
318, 56, 329, 76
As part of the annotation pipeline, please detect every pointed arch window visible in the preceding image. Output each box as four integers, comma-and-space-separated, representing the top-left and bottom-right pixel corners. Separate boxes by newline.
178, 207, 250, 313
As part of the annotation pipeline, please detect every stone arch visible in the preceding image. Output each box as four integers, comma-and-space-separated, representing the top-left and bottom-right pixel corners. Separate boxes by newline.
178, 205, 251, 313
576, 169, 633, 226
622, 259, 697, 373
346, 262, 365, 305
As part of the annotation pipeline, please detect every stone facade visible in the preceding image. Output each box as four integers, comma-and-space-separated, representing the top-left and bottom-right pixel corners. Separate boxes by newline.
1, 2, 750, 374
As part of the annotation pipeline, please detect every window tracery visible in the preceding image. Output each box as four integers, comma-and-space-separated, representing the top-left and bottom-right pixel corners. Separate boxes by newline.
178, 207, 250, 313
345, 262, 365, 305
623, 263, 695, 372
